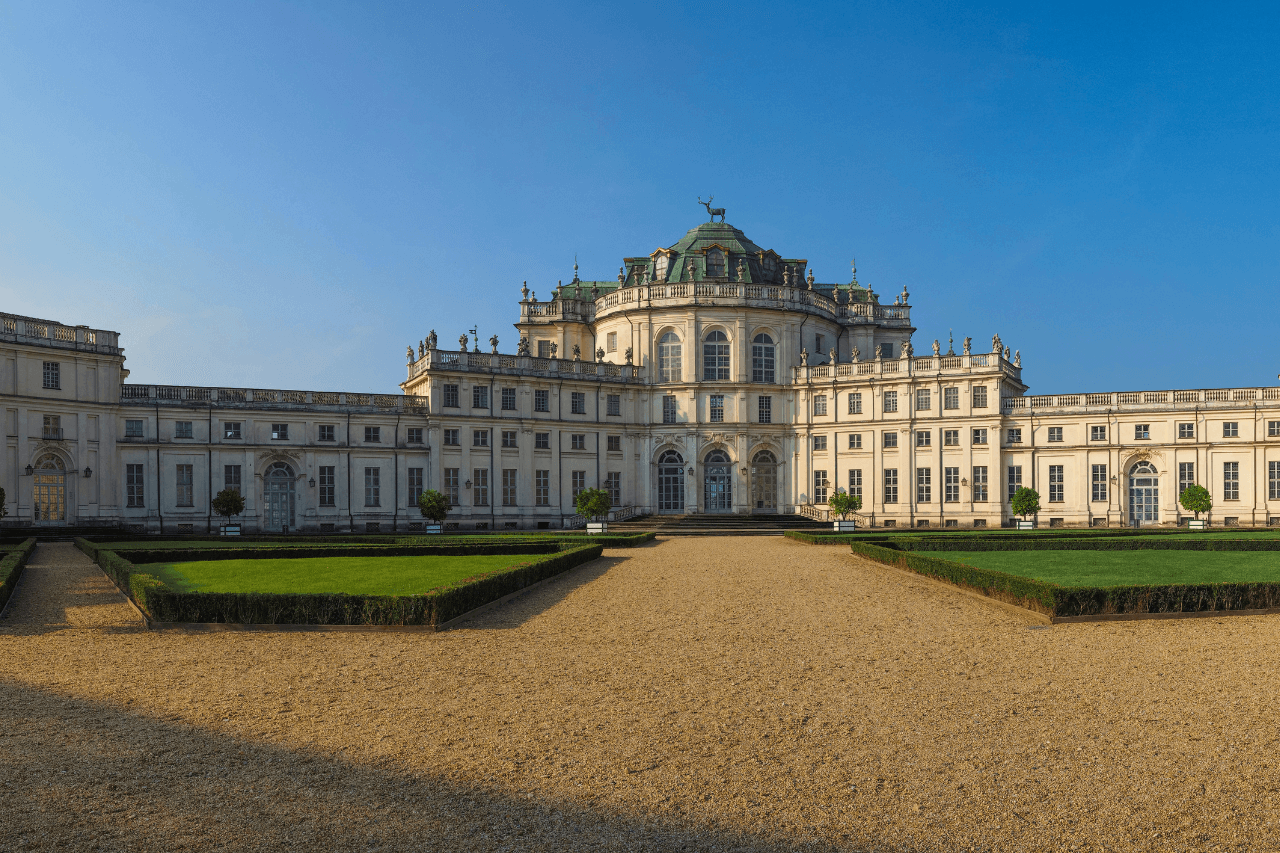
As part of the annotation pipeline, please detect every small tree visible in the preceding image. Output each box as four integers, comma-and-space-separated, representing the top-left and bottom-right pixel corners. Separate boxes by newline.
211, 488, 245, 526
1179, 484, 1212, 520
416, 489, 451, 524
1011, 486, 1041, 521
0, 486, 7, 522
827, 487, 862, 519
575, 487, 612, 521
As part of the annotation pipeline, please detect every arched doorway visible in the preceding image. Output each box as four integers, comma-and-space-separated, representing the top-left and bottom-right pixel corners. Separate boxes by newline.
703, 449, 732, 513
657, 450, 685, 513
1129, 461, 1159, 527
32, 454, 66, 522
751, 450, 778, 512
264, 462, 296, 532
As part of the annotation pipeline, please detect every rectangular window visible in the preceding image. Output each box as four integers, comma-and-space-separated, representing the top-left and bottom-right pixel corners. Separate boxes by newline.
883, 431, 898, 448
534, 389, 550, 412
1223, 422, 1239, 438
271, 423, 289, 440
944, 387, 959, 410
224, 464, 242, 495
125, 419, 144, 438
1270, 421, 1280, 437
1179, 462, 1195, 496
571, 392, 586, 415
607, 435, 621, 452
944, 467, 960, 503
813, 470, 829, 504
443, 428, 459, 446
472, 429, 489, 447
883, 391, 898, 413
1048, 465, 1064, 502
1224, 461, 1239, 501
606, 331, 617, 353
915, 430, 931, 447
814, 334, 824, 357
43, 361, 60, 390
175, 464, 193, 507
501, 430, 517, 448
883, 468, 898, 503
915, 389, 931, 411
538, 340, 551, 358
813, 435, 827, 451
813, 395, 827, 416
443, 384, 459, 408
443, 468, 460, 506
1092, 465, 1108, 502
408, 468, 424, 506
848, 468, 862, 499
916, 467, 931, 503
1270, 461, 1280, 501
944, 429, 959, 447
607, 394, 621, 416
1008, 465, 1023, 502
1048, 426, 1063, 442
848, 433, 862, 450
571, 433, 586, 450
224, 422, 243, 440
879, 342, 895, 359
1007, 428, 1022, 444
972, 428, 988, 445
502, 469, 518, 507
501, 387, 516, 411
126, 463, 145, 507
407, 427, 423, 444
472, 385, 489, 409
605, 471, 621, 506
972, 386, 988, 408
364, 467, 380, 506
972, 466, 988, 502
1178, 422, 1195, 439
473, 468, 489, 506
173, 421, 193, 439
317, 424, 334, 442
318, 466, 335, 506
663, 395, 678, 424
1091, 425, 1107, 441
364, 426, 381, 443
535, 432, 550, 449
848, 392, 862, 415
571, 470, 586, 503
709, 394, 724, 423
1135, 424, 1150, 440
758, 396, 772, 424
535, 469, 550, 506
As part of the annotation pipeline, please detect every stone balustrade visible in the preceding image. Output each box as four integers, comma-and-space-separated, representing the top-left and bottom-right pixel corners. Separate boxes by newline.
1, 311, 121, 353
407, 348, 642, 384
119, 384, 423, 412
1001, 386, 1280, 414
796, 351, 1019, 383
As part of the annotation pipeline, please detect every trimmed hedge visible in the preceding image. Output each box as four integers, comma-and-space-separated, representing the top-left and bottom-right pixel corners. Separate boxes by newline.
893, 537, 1280, 552
113, 542, 564, 565
75, 537, 604, 627
394, 531, 657, 548
0, 538, 36, 612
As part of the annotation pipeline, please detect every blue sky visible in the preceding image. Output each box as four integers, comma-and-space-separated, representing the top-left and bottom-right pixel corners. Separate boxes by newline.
1, 1, 1276, 394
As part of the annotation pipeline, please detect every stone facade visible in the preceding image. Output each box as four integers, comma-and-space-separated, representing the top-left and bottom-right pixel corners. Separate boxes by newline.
4, 216, 1279, 531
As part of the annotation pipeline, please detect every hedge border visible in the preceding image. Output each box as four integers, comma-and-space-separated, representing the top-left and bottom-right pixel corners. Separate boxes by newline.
75, 538, 604, 629
114, 542, 564, 565
0, 538, 37, 615
893, 537, 1280, 552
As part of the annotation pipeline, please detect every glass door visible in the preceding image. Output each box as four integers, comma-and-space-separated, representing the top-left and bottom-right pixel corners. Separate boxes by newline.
751, 451, 777, 512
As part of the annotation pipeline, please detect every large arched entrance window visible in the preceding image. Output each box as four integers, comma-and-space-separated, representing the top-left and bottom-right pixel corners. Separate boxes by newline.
704, 449, 733, 513
657, 450, 685, 513
752, 334, 775, 383
657, 333, 682, 382
1128, 461, 1159, 526
264, 461, 296, 531
751, 450, 778, 512
702, 330, 730, 381
32, 453, 66, 522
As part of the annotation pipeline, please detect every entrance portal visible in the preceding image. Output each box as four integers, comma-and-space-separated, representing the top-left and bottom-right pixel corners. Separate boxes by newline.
751, 450, 778, 512
703, 449, 732, 513
1128, 460, 1159, 526
264, 461, 296, 531
657, 450, 685, 513
32, 454, 66, 522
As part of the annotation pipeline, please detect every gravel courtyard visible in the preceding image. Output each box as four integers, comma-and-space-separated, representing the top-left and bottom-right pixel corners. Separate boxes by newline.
2, 537, 1278, 852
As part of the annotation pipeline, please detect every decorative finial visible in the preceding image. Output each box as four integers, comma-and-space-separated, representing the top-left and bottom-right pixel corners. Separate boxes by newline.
521, 280, 529, 300
573, 255, 579, 283
948, 329, 954, 356
618, 265, 625, 284
901, 283, 910, 303
850, 258, 858, 283
806, 268, 815, 288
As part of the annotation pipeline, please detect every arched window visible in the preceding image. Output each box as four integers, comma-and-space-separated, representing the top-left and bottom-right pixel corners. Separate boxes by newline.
658, 332, 682, 382
702, 330, 730, 381
752, 333, 775, 383
705, 249, 725, 278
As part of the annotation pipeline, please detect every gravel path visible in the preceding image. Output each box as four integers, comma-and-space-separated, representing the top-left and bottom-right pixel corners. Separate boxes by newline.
0, 542, 142, 631
1, 536, 1278, 851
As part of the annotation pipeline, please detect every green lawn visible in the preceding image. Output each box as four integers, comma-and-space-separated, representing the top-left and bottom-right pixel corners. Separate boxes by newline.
148, 554, 547, 595
943, 550, 1280, 587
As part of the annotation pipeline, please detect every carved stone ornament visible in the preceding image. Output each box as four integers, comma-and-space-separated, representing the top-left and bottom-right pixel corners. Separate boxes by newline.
459, 334, 469, 351
962, 336, 971, 356
932, 339, 941, 357
850, 345, 860, 362
596, 347, 605, 362
572, 344, 581, 361
624, 346, 633, 364
517, 336, 530, 356
549, 342, 558, 358
800, 347, 809, 366
406, 346, 414, 363
489, 334, 500, 354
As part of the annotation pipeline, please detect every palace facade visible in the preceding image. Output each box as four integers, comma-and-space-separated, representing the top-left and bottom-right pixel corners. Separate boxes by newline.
4, 213, 1279, 531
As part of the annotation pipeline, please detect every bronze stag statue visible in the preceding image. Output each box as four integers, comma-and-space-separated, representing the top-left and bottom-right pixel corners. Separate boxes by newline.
698, 196, 726, 222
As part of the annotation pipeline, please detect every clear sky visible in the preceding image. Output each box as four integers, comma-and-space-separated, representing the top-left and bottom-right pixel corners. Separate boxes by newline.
1, 1, 1276, 395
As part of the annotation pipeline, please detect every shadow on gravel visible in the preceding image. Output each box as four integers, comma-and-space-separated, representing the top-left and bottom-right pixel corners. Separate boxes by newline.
448, 555, 632, 632
0, 681, 947, 853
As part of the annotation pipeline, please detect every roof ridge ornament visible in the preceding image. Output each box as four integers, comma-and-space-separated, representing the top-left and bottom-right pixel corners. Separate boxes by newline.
698, 196, 726, 223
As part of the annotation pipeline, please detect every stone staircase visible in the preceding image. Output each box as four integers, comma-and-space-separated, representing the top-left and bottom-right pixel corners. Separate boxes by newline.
607, 513, 831, 536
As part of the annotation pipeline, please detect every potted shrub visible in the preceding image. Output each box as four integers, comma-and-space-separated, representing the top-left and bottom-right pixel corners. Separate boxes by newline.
1011, 487, 1040, 530
576, 487, 612, 534
416, 489, 451, 534
827, 487, 862, 532
1180, 484, 1212, 530
211, 488, 245, 535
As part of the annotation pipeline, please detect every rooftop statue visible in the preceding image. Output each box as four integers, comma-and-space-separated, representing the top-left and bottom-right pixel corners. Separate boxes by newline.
549, 342, 558, 358
427, 330, 437, 349
736, 258, 747, 282
851, 345, 860, 363
800, 347, 808, 366
596, 347, 605, 362
963, 336, 971, 356
459, 334, 469, 351
698, 196, 726, 223
572, 344, 581, 361
624, 346, 633, 364
517, 336, 530, 356
490, 334, 499, 354
933, 339, 941, 357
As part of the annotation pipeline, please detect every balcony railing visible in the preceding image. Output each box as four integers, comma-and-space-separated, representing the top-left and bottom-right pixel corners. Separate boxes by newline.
41, 428, 64, 441
407, 348, 642, 383
1002, 386, 1280, 414
1, 311, 121, 353
797, 351, 1020, 383
120, 385, 425, 412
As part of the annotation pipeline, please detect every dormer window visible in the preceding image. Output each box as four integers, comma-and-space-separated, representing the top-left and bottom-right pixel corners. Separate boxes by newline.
705, 248, 725, 278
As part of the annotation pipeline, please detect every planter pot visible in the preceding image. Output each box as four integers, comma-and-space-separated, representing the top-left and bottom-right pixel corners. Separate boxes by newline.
1188, 519, 1206, 530
1016, 520, 1035, 530
587, 522, 608, 534
832, 520, 858, 532
422, 524, 443, 534
220, 525, 241, 536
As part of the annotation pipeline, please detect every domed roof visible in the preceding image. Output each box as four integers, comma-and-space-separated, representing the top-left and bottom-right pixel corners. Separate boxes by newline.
664, 221, 766, 256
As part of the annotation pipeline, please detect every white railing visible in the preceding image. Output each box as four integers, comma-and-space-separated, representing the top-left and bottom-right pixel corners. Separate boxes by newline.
1001, 386, 1280, 413
799, 504, 872, 527
609, 505, 639, 521
409, 348, 642, 383
796, 352, 1019, 383
120, 385, 426, 411
1, 311, 120, 351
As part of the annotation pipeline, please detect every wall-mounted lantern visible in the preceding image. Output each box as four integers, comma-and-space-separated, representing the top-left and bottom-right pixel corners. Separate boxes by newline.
308, 477, 316, 488
83, 466, 92, 478
24, 464, 33, 476
686, 467, 694, 476
740, 467, 748, 476
465, 479, 472, 490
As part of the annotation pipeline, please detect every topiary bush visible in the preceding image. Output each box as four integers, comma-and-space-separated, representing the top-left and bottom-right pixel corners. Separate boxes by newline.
1011, 487, 1041, 520
1180, 484, 1212, 519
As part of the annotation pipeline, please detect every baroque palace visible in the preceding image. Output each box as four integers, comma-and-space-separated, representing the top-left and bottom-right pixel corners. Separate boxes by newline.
4, 208, 1280, 532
